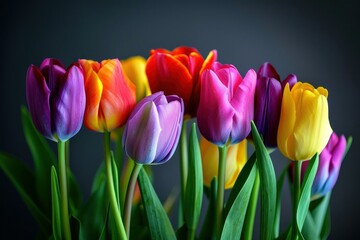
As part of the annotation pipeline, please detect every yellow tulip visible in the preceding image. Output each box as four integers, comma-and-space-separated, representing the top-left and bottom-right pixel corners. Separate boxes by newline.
277, 82, 332, 161
200, 137, 247, 189
121, 56, 151, 102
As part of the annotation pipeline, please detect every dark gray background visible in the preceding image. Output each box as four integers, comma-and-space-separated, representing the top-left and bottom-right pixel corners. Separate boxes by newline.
1, 0, 359, 239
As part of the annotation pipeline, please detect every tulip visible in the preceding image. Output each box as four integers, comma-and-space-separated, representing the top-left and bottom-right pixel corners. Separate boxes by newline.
122, 91, 184, 165
277, 82, 332, 161
79, 59, 136, 132
146, 46, 217, 116
301, 132, 346, 198
26, 58, 85, 142
254, 62, 297, 147
197, 62, 257, 146
121, 56, 151, 101
200, 137, 247, 189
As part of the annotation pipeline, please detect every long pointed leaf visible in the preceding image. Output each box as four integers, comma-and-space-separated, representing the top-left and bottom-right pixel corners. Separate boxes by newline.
184, 123, 203, 231
0, 152, 51, 235
138, 168, 176, 240
21, 106, 56, 216
251, 121, 276, 240
220, 156, 257, 239
51, 166, 62, 240
296, 154, 319, 234
200, 177, 217, 240
274, 164, 289, 238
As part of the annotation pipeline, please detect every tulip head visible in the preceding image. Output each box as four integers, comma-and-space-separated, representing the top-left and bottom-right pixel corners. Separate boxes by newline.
197, 62, 257, 146
201, 137, 247, 189
146, 46, 217, 117
277, 82, 332, 161
254, 62, 297, 147
26, 58, 85, 142
79, 59, 136, 132
301, 132, 346, 199
121, 56, 151, 102
122, 92, 184, 165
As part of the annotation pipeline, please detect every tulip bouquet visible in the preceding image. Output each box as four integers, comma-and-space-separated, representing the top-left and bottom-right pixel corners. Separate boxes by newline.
0, 46, 352, 240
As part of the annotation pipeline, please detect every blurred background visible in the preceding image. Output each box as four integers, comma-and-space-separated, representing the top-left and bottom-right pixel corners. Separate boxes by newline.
1, 0, 359, 239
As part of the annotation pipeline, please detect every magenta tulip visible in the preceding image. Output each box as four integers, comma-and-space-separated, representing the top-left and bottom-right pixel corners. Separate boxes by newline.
197, 62, 257, 146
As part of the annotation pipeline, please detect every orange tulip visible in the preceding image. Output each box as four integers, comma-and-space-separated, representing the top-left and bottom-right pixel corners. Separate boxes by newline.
79, 59, 136, 132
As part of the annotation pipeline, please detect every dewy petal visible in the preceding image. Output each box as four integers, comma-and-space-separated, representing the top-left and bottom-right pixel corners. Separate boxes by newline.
26, 65, 53, 140
52, 65, 85, 141
230, 69, 256, 143
197, 70, 234, 146
277, 84, 297, 160
153, 99, 182, 164
146, 52, 193, 111
257, 62, 280, 80
123, 101, 161, 164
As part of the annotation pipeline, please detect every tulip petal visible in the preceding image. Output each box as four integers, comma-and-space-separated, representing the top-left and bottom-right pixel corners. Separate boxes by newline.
146, 53, 192, 111
277, 84, 297, 160
52, 65, 85, 141
257, 62, 280, 80
124, 102, 161, 164
39, 59, 66, 92
153, 99, 182, 164
26, 65, 53, 140
282, 74, 297, 89
197, 70, 234, 146
230, 69, 257, 143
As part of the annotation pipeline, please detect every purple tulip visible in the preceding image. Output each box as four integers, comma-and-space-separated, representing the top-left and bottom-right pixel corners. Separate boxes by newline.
122, 91, 184, 165
301, 132, 347, 198
26, 58, 85, 142
254, 62, 297, 147
197, 62, 257, 146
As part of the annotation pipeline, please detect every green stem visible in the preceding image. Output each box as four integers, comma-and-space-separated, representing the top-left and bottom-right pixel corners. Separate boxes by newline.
123, 162, 142, 238
104, 132, 127, 240
243, 169, 260, 240
179, 120, 188, 226
216, 145, 227, 238
187, 228, 196, 240
292, 161, 302, 240
58, 141, 72, 240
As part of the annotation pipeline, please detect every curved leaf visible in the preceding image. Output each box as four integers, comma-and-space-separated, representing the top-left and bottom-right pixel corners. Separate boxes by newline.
138, 168, 176, 240
51, 166, 62, 240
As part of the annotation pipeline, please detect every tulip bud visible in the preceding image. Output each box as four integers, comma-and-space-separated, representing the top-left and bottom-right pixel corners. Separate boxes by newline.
121, 56, 151, 102
301, 132, 346, 198
197, 62, 257, 146
200, 137, 247, 189
146, 46, 217, 117
122, 92, 184, 165
79, 59, 136, 132
254, 62, 297, 147
277, 82, 332, 161
26, 58, 85, 142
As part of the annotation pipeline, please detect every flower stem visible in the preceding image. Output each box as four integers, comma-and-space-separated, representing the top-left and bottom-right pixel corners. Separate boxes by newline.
216, 145, 227, 238
104, 131, 127, 240
242, 169, 260, 240
123, 161, 142, 238
179, 120, 188, 226
292, 160, 302, 240
58, 140, 72, 240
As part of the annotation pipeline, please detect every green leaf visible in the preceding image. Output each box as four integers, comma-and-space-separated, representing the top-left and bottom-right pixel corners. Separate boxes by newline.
70, 216, 81, 240
110, 151, 120, 207
138, 168, 176, 240
308, 193, 331, 238
184, 123, 203, 231
344, 136, 353, 158
251, 121, 277, 240
220, 155, 257, 240
296, 154, 319, 234
200, 177, 217, 240
274, 164, 289, 238
21, 106, 56, 216
0, 152, 51, 235
320, 203, 331, 240
51, 167, 62, 240
67, 169, 82, 216
78, 164, 108, 240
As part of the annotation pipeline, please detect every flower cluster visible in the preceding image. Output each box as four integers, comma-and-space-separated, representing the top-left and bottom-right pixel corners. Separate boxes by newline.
0, 46, 351, 240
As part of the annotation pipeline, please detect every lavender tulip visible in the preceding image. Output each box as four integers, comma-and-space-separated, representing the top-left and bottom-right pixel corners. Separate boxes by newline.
26, 58, 85, 142
254, 62, 297, 147
123, 91, 184, 165
197, 62, 257, 146
300, 132, 347, 198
